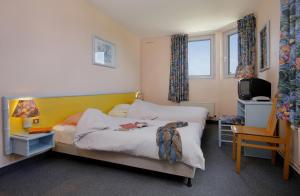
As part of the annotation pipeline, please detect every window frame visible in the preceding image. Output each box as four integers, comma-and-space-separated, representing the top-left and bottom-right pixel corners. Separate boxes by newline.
223, 29, 238, 78
188, 35, 215, 79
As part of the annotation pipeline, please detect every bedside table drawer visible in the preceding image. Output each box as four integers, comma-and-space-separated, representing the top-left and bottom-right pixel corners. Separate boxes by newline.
11, 132, 54, 157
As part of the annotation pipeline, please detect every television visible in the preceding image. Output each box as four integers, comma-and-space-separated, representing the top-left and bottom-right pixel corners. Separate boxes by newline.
238, 78, 271, 100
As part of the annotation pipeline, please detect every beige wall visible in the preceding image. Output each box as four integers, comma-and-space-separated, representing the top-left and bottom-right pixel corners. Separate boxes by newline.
141, 37, 171, 105
256, 0, 280, 97
0, 0, 140, 168
141, 30, 239, 117
256, 0, 300, 173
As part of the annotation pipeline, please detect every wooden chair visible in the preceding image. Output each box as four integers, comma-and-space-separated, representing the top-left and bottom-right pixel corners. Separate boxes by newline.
232, 98, 292, 180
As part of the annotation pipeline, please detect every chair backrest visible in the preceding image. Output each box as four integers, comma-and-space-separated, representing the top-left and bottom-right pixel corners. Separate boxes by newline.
266, 98, 278, 136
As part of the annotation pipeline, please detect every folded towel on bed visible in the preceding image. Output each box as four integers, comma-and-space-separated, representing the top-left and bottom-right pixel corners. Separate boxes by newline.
156, 122, 188, 163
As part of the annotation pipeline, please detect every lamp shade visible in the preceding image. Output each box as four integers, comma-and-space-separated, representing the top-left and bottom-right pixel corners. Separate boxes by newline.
12, 99, 40, 118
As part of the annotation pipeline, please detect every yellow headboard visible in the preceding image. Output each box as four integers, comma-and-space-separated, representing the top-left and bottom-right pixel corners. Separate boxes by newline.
7, 92, 136, 134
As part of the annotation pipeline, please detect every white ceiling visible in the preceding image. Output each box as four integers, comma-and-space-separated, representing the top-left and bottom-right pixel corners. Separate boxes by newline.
89, 0, 262, 37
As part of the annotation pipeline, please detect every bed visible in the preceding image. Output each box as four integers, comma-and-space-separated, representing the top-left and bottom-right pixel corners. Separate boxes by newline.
2, 92, 207, 187
110, 99, 209, 123
53, 108, 207, 186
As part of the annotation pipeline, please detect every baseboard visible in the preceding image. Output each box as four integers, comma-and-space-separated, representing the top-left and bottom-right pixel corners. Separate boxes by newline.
288, 158, 300, 175
291, 161, 300, 174
278, 152, 300, 175
0, 152, 50, 176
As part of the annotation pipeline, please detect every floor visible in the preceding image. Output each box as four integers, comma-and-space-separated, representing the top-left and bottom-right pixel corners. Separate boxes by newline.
0, 123, 299, 196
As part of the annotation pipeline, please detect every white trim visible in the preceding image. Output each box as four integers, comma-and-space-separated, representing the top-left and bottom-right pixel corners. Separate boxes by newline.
188, 34, 215, 79
3, 90, 135, 100
2, 97, 11, 155
223, 28, 238, 78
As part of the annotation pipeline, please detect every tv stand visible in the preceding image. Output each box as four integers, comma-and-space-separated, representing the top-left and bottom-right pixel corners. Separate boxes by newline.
237, 99, 272, 159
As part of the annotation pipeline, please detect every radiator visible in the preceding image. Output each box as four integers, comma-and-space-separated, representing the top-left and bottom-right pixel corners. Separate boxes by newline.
180, 102, 215, 118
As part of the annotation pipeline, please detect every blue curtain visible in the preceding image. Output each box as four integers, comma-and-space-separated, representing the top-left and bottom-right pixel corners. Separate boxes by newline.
168, 34, 189, 103
277, 0, 300, 126
235, 14, 257, 79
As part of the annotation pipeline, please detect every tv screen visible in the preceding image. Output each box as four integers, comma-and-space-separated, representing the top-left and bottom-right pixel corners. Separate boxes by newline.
240, 81, 250, 96
238, 78, 271, 100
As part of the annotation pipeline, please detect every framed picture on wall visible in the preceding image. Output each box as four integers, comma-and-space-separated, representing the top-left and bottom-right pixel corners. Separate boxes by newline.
259, 21, 270, 72
93, 36, 116, 68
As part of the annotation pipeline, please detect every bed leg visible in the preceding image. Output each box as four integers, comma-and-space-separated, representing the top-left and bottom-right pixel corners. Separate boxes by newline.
186, 178, 192, 187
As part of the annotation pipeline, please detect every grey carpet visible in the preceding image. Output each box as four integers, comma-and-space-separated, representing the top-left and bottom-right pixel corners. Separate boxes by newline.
0, 123, 299, 196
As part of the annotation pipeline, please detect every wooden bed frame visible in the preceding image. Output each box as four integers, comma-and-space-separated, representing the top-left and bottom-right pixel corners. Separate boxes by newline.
53, 142, 196, 186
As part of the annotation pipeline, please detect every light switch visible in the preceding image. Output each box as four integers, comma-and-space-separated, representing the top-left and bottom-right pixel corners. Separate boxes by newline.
33, 119, 39, 124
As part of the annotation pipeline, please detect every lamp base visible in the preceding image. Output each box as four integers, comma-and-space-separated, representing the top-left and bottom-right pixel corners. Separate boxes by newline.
23, 118, 32, 129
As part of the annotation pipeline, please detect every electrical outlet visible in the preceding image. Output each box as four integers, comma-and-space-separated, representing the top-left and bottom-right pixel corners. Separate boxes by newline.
33, 119, 40, 124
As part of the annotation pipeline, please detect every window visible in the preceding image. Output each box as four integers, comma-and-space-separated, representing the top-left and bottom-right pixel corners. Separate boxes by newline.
188, 35, 214, 78
224, 30, 238, 77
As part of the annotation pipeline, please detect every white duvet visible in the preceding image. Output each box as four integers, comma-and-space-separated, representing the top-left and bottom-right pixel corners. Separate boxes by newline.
74, 108, 205, 169
127, 100, 208, 123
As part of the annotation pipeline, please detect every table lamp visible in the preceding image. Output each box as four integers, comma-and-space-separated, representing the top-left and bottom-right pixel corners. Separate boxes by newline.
12, 99, 40, 129
135, 90, 143, 100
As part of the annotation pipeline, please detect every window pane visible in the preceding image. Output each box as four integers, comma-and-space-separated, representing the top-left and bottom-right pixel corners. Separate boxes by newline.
188, 39, 211, 76
228, 33, 238, 75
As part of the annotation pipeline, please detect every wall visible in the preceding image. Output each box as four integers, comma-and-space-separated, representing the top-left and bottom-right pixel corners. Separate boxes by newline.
256, 0, 280, 97
256, 0, 300, 173
141, 29, 239, 117
0, 0, 140, 168
141, 0, 300, 173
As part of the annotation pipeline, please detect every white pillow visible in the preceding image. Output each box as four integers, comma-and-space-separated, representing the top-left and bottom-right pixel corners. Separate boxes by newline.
53, 125, 77, 144
78, 108, 110, 130
53, 125, 76, 132
127, 99, 158, 120
108, 104, 131, 117
75, 108, 110, 143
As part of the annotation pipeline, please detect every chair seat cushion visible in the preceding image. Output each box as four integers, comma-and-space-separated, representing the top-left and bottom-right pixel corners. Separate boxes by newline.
220, 115, 245, 125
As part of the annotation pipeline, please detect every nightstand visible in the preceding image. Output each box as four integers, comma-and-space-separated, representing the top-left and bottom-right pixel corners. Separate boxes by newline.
11, 132, 54, 157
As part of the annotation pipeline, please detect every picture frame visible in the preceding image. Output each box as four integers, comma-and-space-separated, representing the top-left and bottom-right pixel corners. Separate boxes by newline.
259, 21, 270, 72
93, 36, 116, 68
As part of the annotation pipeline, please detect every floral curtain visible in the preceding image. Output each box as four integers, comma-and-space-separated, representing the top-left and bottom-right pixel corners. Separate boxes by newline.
277, 0, 300, 126
235, 14, 257, 79
168, 34, 189, 103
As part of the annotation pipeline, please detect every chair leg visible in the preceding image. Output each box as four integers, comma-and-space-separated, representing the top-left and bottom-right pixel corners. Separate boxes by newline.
236, 135, 242, 174
186, 178, 192, 187
232, 133, 236, 160
283, 121, 292, 181
283, 143, 291, 180
271, 144, 277, 166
